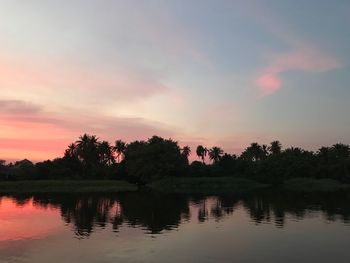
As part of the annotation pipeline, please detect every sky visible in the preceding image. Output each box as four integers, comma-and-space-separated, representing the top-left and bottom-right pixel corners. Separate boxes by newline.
0, 0, 349, 162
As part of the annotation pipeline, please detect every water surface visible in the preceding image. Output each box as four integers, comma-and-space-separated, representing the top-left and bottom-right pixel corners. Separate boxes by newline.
1, 190, 350, 263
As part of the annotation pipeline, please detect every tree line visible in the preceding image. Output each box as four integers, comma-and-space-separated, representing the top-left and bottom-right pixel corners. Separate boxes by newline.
0, 134, 349, 184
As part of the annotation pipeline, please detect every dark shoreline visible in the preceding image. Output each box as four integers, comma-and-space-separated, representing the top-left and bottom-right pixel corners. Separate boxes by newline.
0, 180, 137, 194
0, 177, 349, 194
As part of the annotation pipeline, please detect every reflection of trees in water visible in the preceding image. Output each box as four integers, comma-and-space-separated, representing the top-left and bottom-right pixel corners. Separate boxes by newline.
59, 197, 117, 237
10, 196, 32, 207
2, 190, 350, 238
117, 192, 190, 234
197, 200, 208, 222
30, 195, 118, 237
190, 196, 240, 222
242, 191, 350, 227
190, 191, 350, 228
5, 192, 190, 237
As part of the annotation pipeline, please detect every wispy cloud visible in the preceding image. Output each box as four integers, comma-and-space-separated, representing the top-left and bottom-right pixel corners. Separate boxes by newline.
240, 1, 342, 96
257, 50, 340, 95
0, 55, 169, 104
0, 99, 42, 114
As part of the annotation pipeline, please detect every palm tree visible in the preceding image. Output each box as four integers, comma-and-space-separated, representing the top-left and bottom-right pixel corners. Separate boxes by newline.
241, 142, 264, 161
181, 146, 191, 158
196, 145, 207, 163
208, 147, 224, 163
98, 141, 115, 165
114, 139, 127, 163
76, 134, 99, 151
269, 140, 282, 155
75, 134, 100, 164
65, 143, 78, 159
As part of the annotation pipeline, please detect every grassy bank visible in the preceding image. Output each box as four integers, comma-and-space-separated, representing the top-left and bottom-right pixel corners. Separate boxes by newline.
0, 180, 137, 194
1, 177, 349, 195
284, 178, 350, 192
147, 177, 269, 194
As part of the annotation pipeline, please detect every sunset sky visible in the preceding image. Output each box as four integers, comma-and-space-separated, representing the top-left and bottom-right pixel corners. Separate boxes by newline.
1, 0, 349, 162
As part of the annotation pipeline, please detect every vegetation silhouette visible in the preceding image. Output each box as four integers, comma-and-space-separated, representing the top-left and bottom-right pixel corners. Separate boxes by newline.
181, 145, 191, 164
0, 134, 350, 187
208, 146, 224, 164
114, 139, 127, 163
196, 145, 208, 164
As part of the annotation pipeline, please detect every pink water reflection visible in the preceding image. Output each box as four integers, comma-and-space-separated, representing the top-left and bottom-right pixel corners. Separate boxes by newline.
0, 197, 63, 241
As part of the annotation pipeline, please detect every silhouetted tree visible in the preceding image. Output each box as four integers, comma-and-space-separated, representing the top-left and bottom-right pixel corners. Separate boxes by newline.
71, 134, 104, 178
0, 160, 7, 180
241, 143, 265, 162
332, 143, 350, 159
11, 159, 36, 180
262, 144, 268, 159
316, 143, 350, 182
253, 147, 316, 184
217, 153, 238, 176
114, 139, 127, 163
196, 145, 208, 164
98, 141, 115, 166
76, 134, 100, 165
189, 161, 213, 177
208, 147, 224, 164
269, 141, 282, 155
181, 146, 191, 158
65, 143, 78, 159
181, 145, 191, 165
124, 136, 187, 184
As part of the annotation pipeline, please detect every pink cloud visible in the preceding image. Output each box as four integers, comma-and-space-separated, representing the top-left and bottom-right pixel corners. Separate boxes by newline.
256, 74, 281, 96
236, 1, 341, 96
256, 50, 340, 96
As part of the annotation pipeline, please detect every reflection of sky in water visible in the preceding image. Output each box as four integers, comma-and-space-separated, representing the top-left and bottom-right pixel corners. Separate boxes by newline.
0, 193, 350, 263
0, 198, 62, 241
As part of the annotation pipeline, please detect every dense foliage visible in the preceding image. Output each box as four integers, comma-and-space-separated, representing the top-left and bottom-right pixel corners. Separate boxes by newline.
124, 136, 187, 184
0, 134, 349, 185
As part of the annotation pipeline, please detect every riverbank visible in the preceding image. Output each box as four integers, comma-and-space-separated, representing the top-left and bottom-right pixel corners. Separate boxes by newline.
0, 178, 266, 195
0, 180, 137, 194
0, 177, 349, 194
283, 178, 350, 192
147, 177, 269, 194
148, 177, 350, 194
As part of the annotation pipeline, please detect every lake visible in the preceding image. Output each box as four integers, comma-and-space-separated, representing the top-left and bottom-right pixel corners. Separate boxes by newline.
1, 190, 350, 263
